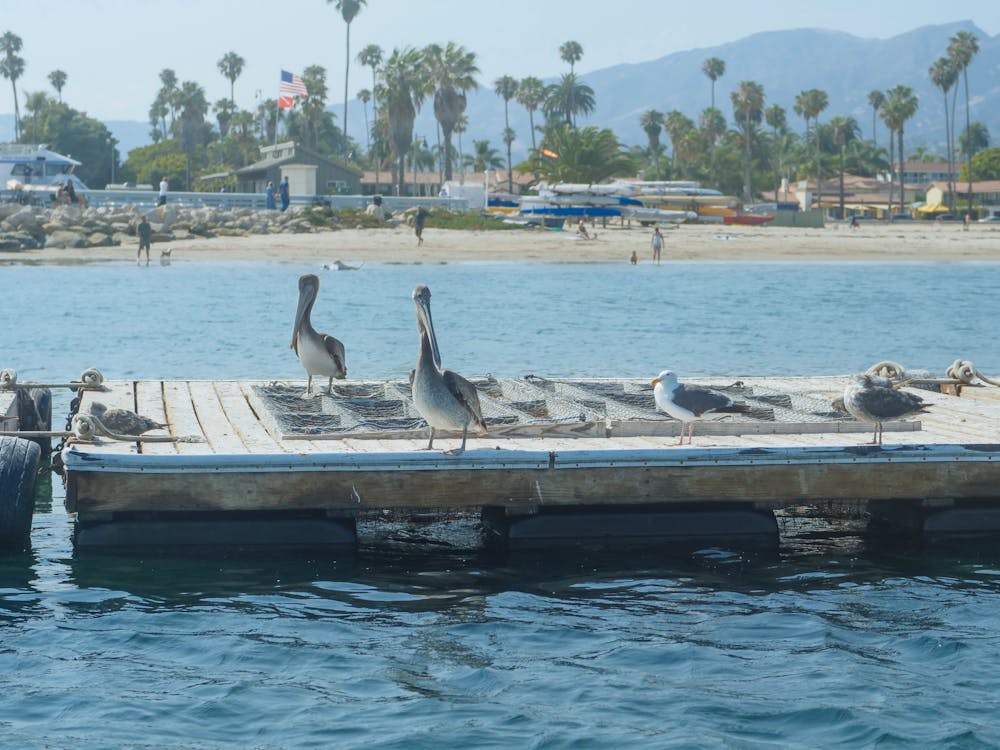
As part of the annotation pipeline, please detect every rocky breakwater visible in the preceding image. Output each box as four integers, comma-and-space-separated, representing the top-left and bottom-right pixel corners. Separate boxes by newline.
0, 203, 324, 252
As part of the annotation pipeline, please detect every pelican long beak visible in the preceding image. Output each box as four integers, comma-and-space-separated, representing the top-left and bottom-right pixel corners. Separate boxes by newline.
292, 285, 313, 349
416, 298, 442, 369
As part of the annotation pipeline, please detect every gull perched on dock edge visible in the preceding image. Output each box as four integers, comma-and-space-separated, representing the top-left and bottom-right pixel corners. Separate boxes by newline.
651, 370, 752, 445
292, 273, 347, 396
88, 402, 166, 436
843, 373, 928, 445
410, 285, 487, 455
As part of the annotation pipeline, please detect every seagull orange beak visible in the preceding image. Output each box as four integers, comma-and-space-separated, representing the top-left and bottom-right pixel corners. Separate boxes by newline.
650, 378, 661, 386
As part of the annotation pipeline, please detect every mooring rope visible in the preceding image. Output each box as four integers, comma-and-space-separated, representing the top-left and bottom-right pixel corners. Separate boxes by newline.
0, 367, 108, 391
865, 359, 1000, 388
0, 415, 200, 443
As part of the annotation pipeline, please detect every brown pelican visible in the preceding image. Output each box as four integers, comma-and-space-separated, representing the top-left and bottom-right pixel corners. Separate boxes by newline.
843, 373, 928, 445
651, 370, 751, 445
411, 285, 487, 454
292, 273, 347, 395
88, 402, 166, 435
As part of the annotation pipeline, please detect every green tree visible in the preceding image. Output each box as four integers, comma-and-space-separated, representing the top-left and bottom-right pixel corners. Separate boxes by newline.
949, 30, 980, 214
963, 146, 1000, 181
158, 68, 180, 129
0, 31, 25, 140
329, 0, 366, 160
494, 74, 518, 190
959, 121, 990, 159
122, 140, 188, 190
213, 98, 236, 138
559, 40, 583, 74
464, 139, 503, 172
702, 57, 726, 109
537, 124, 634, 184
829, 115, 860, 218
765, 104, 787, 201
663, 110, 695, 178
929, 58, 958, 211
640, 109, 664, 180
794, 88, 829, 201
516, 76, 545, 174
357, 44, 384, 187
699, 107, 726, 187
882, 85, 919, 215
543, 73, 595, 129
176, 80, 209, 189
731, 80, 765, 201
48, 69, 67, 103
378, 47, 426, 195
425, 42, 479, 182
867, 90, 885, 145
217, 51, 245, 105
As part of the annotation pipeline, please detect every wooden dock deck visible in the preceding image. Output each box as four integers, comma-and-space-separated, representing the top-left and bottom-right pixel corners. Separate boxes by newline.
60, 376, 1000, 548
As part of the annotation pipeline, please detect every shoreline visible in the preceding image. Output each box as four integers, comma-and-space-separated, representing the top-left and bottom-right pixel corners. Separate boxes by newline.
2, 222, 999, 265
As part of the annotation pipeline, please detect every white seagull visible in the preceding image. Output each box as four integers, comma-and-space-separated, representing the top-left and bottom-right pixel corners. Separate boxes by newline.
651, 370, 751, 445
842, 373, 928, 445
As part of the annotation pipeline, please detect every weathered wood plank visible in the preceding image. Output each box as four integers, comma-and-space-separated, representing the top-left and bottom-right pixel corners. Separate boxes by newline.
188, 381, 248, 455
214, 381, 286, 453
133, 380, 176, 456
162, 381, 209, 455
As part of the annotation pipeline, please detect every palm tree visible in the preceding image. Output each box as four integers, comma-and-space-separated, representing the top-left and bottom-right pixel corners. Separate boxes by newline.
213, 98, 236, 137
959, 121, 990, 162
494, 74, 518, 191
829, 115, 860, 218
699, 107, 726, 186
765, 104, 787, 201
158, 68, 180, 130
329, 0, 367, 160
357, 88, 372, 154
702, 57, 726, 109
357, 44, 383, 188
465, 139, 504, 172
0, 32, 25, 140
794, 88, 829, 205
882, 85, 919, 216
454, 114, 468, 180
177, 80, 209, 189
543, 73, 595, 129
379, 47, 426, 196
537, 124, 634, 184
516, 76, 545, 174
21, 91, 49, 143
929, 58, 958, 211
948, 30, 979, 216
867, 90, 885, 146
48, 69, 67, 103
663, 110, 695, 178
640, 109, 664, 179
424, 42, 479, 183
217, 52, 245, 106
731, 81, 765, 201
559, 41, 583, 74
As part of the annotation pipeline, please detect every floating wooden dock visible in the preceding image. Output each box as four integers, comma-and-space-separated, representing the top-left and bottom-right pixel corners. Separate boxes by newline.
60, 375, 1000, 549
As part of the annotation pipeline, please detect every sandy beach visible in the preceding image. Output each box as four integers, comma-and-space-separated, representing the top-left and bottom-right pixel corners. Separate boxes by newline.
4, 221, 1000, 265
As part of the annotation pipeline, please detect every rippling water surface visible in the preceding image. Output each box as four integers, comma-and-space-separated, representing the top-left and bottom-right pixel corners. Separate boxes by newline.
3, 259, 1000, 748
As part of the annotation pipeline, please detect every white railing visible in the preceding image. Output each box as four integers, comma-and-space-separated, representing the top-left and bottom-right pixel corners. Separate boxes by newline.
74, 190, 469, 213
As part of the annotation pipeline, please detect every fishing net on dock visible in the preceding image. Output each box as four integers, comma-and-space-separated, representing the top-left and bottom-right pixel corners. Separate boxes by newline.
252, 376, 852, 439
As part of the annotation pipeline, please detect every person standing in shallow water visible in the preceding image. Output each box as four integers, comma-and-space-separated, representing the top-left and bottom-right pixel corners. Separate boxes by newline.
651, 226, 664, 265
137, 215, 152, 266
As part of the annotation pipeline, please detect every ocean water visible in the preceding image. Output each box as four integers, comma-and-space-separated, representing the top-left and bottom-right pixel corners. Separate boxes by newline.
3, 259, 1000, 748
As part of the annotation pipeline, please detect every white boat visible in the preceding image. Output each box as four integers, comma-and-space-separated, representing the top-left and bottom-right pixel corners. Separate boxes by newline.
1, 143, 89, 195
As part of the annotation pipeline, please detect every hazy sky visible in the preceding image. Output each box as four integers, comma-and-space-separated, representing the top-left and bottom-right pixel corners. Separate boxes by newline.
2, 0, 998, 122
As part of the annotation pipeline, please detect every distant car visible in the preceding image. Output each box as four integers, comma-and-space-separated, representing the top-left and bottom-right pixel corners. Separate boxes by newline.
890, 214, 914, 221
979, 215, 1000, 223
936, 214, 956, 221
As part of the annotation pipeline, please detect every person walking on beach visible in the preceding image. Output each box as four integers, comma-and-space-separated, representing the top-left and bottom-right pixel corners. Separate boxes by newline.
651, 226, 664, 265
137, 215, 152, 266
414, 207, 428, 246
158, 177, 168, 206
265, 181, 276, 210
279, 176, 290, 211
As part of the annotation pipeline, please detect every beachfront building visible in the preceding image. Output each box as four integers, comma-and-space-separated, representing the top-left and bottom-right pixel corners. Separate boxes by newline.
895, 161, 951, 186
761, 174, 922, 219
923, 181, 1000, 219
234, 141, 362, 197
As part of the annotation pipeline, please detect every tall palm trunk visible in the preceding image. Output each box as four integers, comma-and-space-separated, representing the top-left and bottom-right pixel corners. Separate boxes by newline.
963, 69, 973, 215
897, 125, 906, 216
886, 129, 895, 218
343, 22, 352, 160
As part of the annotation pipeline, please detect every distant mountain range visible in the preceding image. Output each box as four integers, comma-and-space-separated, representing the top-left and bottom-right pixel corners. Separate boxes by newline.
3, 21, 996, 163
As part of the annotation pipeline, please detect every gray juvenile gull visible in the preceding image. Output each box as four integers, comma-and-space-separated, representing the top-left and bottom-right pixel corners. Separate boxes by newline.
88, 402, 166, 435
410, 284, 487, 455
843, 373, 928, 445
651, 369, 751, 445
291, 273, 347, 396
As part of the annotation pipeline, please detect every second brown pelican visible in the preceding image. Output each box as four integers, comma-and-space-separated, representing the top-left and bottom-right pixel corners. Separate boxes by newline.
411, 285, 487, 454
292, 273, 347, 395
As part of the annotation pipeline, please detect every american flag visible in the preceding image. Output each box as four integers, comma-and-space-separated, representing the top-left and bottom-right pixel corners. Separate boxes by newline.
280, 69, 309, 97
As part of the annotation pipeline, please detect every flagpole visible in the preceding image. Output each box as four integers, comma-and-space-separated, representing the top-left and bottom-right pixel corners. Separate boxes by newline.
274, 96, 280, 145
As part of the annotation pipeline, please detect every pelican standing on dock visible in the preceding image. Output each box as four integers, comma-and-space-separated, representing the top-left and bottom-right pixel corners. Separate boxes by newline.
651, 370, 751, 445
411, 285, 487, 454
843, 373, 928, 445
292, 273, 346, 396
